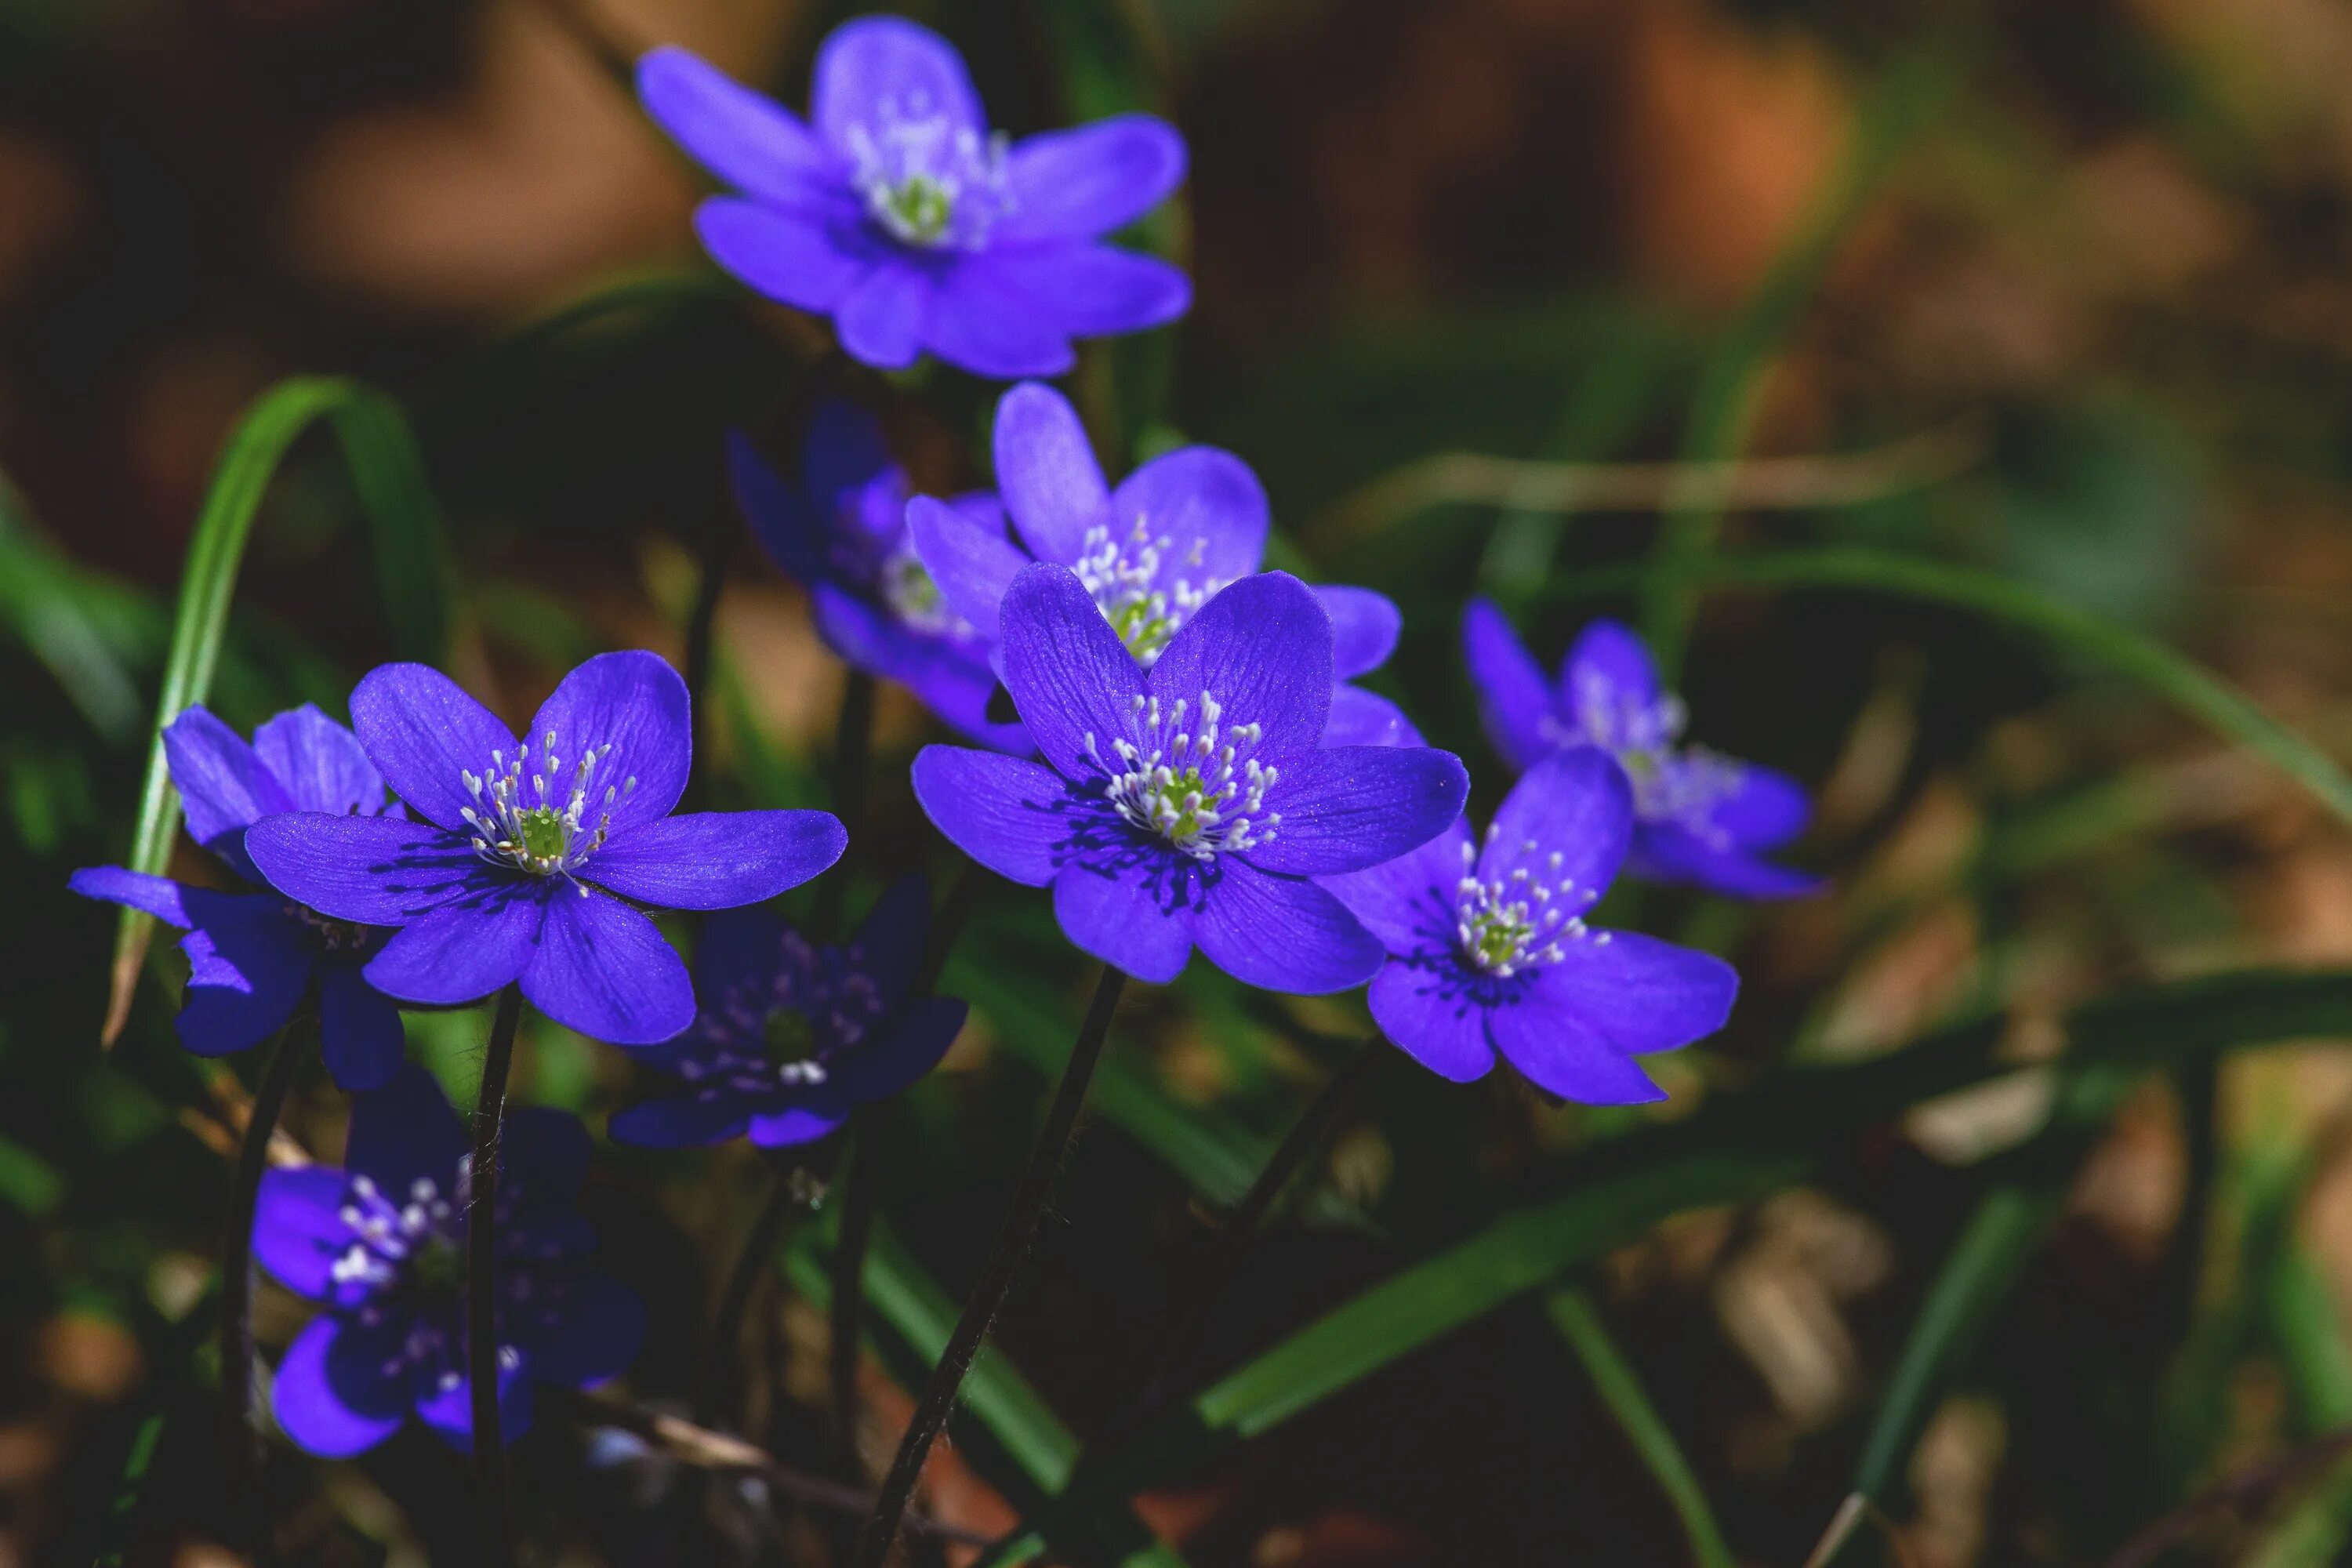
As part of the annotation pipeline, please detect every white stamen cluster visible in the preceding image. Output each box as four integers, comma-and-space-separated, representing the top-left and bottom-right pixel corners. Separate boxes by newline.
459, 728, 635, 886
1563, 672, 1743, 834
332, 1173, 454, 1297
1088, 690, 1277, 861
677, 932, 887, 1104
1454, 830, 1604, 977
845, 95, 1012, 249
879, 540, 972, 637
1073, 517, 1232, 666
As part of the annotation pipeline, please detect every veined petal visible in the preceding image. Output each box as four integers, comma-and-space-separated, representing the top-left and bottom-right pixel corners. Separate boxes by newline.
522, 891, 694, 1046
637, 45, 838, 209
245, 815, 483, 926
349, 662, 518, 832
999, 563, 1148, 781
176, 905, 313, 1058
586, 809, 846, 911
835, 263, 930, 370
1316, 586, 1402, 680
911, 745, 1083, 887
525, 651, 693, 836
812, 14, 986, 158
1536, 931, 1736, 1054
317, 964, 406, 1091
253, 705, 385, 818
1243, 744, 1467, 877
344, 1062, 466, 1203
993, 382, 1110, 565
1461, 597, 1560, 772
271, 1316, 407, 1458
695, 198, 867, 313
922, 270, 1076, 379
69, 866, 193, 928
362, 884, 546, 1006
978, 244, 1190, 339
1108, 445, 1267, 589
998, 116, 1187, 241
1191, 858, 1383, 994
164, 706, 293, 855
1323, 684, 1421, 749
1478, 747, 1633, 896
1487, 995, 1666, 1106
907, 492, 1029, 641
1367, 960, 1495, 1083
1147, 572, 1332, 763
1320, 815, 1474, 956
1051, 858, 1194, 984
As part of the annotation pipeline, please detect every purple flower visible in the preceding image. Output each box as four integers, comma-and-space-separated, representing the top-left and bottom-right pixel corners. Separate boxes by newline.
912, 564, 1468, 991
1322, 749, 1738, 1105
909, 381, 1419, 749
638, 19, 1189, 379
730, 402, 1025, 751
611, 878, 966, 1149
70, 706, 405, 1090
244, 652, 848, 1047
256, 1064, 644, 1455
1461, 600, 1820, 898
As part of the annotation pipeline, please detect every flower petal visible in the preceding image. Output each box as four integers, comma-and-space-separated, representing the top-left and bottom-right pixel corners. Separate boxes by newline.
637, 45, 838, 209
1323, 684, 1421, 749
979, 244, 1190, 338
69, 866, 193, 928
416, 1353, 534, 1449
609, 1093, 751, 1149
1486, 993, 1665, 1105
1629, 826, 1824, 899
164, 706, 292, 869
317, 964, 407, 1091
502, 1105, 593, 1200
998, 116, 1187, 241
525, 651, 694, 836
907, 492, 1029, 641
835, 262, 930, 370
911, 745, 1084, 886
362, 883, 546, 1006
245, 815, 482, 925
750, 1102, 854, 1148
344, 1062, 466, 1203
833, 996, 966, 1103
1560, 618, 1666, 746
992, 382, 1110, 565
252, 705, 386, 818
812, 14, 986, 157
350, 662, 518, 832
520, 1276, 645, 1388
1461, 597, 1559, 772
924, 265, 1076, 379
1477, 746, 1632, 897
1190, 858, 1383, 994
691, 904, 786, 1000
694, 198, 868, 312
1243, 744, 1468, 877
1051, 858, 1194, 984
999, 563, 1149, 780
252, 1167, 354, 1301
1367, 960, 1494, 1083
586, 809, 846, 911
1316, 586, 1402, 679
1109, 445, 1266, 588
176, 902, 313, 1057
271, 1315, 408, 1458
1319, 815, 1474, 956
1537, 931, 1737, 1054
848, 876, 932, 1003
1147, 571, 1332, 763
522, 891, 695, 1046
1688, 758, 1813, 852
729, 430, 825, 586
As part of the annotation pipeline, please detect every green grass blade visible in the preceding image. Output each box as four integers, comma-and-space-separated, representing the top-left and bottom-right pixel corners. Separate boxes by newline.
103, 376, 452, 1044
1546, 1287, 1737, 1568
0, 472, 145, 745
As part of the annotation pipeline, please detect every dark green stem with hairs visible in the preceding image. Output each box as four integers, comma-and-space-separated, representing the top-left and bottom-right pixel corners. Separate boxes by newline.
222, 1008, 312, 1566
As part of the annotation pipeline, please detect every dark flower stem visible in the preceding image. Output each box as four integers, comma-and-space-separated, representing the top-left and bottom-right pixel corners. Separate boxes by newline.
853, 964, 1128, 1568
1131, 1037, 1381, 1414
695, 1168, 799, 1428
469, 984, 526, 1566
826, 1113, 882, 1466
681, 510, 740, 809
813, 670, 877, 941
221, 1010, 311, 1564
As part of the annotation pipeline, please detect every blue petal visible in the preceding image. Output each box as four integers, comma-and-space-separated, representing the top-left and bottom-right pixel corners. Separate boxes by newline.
811, 15, 986, 158
800, 398, 902, 527
176, 901, 313, 1058
519, 1276, 644, 1388
832, 996, 965, 1103
245, 815, 482, 926
1319, 815, 1474, 957
1628, 825, 1824, 900
364, 881, 546, 1007
69, 866, 193, 928
1559, 618, 1667, 748
521, 890, 695, 1046
608, 1093, 751, 1149
907, 493, 1029, 643
1461, 597, 1560, 773
1242, 744, 1468, 877
637, 45, 840, 209
992, 383, 1110, 566
998, 117, 1187, 242
749, 1100, 854, 1148
586, 809, 846, 911
252, 705, 386, 818
1486, 991, 1666, 1106
848, 876, 932, 1003
349, 662, 519, 833
999, 564, 1149, 780
871, 627, 1033, 753
911, 745, 1082, 887
1686, 758, 1813, 852
1535, 931, 1736, 1054
695, 198, 867, 313
164, 706, 293, 877
1477, 747, 1633, 902
271, 1315, 408, 1458
252, 1167, 354, 1301
316, 962, 406, 1091
1147, 572, 1332, 764
835, 263, 931, 371
345, 1064, 466, 1213
1052, 857, 1194, 984
1108, 445, 1267, 590
1323, 684, 1421, 749
501, 1106, 593, 1199
922, 265, 1077, 379
977, 244, 1191, 339
691, 904, 786, 1001
1315, 586, 1402, 680
525, 651, 694, 837
1191, 858, 1383, 995
416, 1353, 534, 1450
1367, 960, 1494, 1083
729, 429, 826, 586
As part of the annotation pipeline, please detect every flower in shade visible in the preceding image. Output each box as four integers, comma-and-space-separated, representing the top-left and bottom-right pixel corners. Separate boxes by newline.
1322, 748, 1738, 1104
638, 18, 1189, 379
1461, 600, 1820, 898
730, 401, 1025, 751
909, 381, 1418, 748
256, 1064, 644, 1454
610, 878, 966, 1149
245, 652, 848, 1047
70, 706, 405, 1090
912, 564, 1467, 991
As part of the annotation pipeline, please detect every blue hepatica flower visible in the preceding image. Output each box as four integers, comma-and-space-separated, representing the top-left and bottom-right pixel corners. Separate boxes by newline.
638, 18, 1189, 379
910, 381, 1420, 749
912, 564, 1468, 991
611, 878, 967, 1149
1461, 599, 1821, 898
730, 401, 1026, 752
245, 652, 848, 1047
256, 1064, 644, 1455
71, 705, 405, 1090
1323, 748, 1738, 1105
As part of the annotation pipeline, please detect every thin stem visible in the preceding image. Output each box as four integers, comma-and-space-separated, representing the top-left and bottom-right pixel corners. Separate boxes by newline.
695, 1169, 799, 1427
221, 1013, 310, 1565
826, 1116, 882, 1468
681, 509, 739, 811
853, 965, 1128, 1568
1131, 1038, 1380, 1414
469, 984, 526, 1566
814, 670, 877, 940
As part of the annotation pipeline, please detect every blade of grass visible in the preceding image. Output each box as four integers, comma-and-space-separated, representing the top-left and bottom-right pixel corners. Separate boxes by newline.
103, 376, 452, 1044
0, 472, 145, 745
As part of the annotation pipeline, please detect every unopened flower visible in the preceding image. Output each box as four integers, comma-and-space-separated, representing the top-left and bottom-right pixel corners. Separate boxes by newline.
1462, 601, 1820, 897
256, 1065, 643, 1454
245, 652, 847, 1046
71, 705, 405, 1089
913, 564, 1465, 990
640, 19, 1189, 378
1322, 748, 1738, 1104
